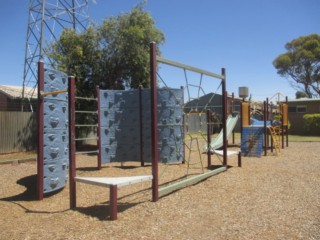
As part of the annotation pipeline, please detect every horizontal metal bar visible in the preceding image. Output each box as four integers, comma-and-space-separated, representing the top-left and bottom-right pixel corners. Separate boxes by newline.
75, 97, 97, 101
75, 150, 98, 155
75, 137, 98, 141
157, 124, 184, 127
75, 124, 98, 127
158, 166, 227, 197
156, 56, 225, 80
75, 111, 97, 114
40, 89, 68, 97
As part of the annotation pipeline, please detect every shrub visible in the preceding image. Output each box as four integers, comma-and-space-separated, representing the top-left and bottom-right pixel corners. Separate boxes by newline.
303, 114, 320, 134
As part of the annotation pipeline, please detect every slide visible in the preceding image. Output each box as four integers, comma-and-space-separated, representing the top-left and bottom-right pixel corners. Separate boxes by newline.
205, 113, 239, 152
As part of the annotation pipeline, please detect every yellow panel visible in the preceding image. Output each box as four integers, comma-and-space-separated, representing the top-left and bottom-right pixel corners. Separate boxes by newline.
282, 104, 288, 126
242, 102, 250, 126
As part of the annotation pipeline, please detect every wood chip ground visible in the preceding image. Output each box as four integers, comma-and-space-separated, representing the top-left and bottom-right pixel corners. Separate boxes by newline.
0, 142, 319, 239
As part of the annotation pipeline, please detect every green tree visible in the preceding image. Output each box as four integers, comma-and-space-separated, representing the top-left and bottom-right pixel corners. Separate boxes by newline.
295, 91, 307, 99
273, 34, 320, 98
48, 2, 165, 95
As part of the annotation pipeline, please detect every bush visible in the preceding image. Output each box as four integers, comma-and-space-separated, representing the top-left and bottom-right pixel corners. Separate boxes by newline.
303, 114, 320, 135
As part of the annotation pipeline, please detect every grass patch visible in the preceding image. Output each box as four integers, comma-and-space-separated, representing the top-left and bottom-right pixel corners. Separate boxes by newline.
288, 135, 320, 142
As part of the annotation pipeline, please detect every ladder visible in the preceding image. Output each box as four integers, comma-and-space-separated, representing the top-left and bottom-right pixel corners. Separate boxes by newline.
268, 126, 281, 155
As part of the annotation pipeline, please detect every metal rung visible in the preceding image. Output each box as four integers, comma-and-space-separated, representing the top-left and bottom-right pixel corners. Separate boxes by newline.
75, 111, 97, 114
75, 97, 97, 101
75, 137, 98, 141
75, 124, 97, 127
75, 150, 98, 155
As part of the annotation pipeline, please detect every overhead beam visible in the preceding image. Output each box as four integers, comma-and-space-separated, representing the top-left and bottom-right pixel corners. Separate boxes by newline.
156, 56, 225, 80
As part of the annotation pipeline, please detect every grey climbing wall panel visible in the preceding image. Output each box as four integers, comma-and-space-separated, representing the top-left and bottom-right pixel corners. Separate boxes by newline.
43, 67, 69, 193
99, 88, 184, 164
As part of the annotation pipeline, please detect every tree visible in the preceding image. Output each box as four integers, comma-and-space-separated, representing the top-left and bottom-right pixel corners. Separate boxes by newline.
273, 34, 320, 98
48, 2, 165, 142
48, 2, 165, 96
295, 91, 307, 99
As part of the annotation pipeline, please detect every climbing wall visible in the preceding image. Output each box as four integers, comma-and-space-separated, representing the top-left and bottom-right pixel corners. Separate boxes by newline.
155, 89, 184, 163
42, 67, 69, 193
99, 88, 184, 163
241, 126, 264, 157
99, 90, 141, 162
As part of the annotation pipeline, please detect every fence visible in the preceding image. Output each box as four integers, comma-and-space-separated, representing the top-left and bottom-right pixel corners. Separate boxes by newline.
0, 111, 37, 154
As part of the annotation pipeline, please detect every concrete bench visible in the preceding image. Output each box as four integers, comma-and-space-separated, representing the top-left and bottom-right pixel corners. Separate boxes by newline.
75, 175, 153, 220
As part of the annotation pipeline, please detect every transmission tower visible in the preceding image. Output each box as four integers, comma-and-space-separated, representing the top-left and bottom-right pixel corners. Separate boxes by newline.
22, 0, 90, 111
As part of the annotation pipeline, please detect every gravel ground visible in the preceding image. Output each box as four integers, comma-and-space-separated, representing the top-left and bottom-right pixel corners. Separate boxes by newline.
0, 141, 319, 240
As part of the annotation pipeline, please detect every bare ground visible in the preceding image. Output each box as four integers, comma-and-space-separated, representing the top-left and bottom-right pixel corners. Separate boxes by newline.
0, 142, 319, 240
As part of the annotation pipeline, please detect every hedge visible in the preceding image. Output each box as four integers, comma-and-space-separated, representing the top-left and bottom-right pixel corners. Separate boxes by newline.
303, 113, 320, 135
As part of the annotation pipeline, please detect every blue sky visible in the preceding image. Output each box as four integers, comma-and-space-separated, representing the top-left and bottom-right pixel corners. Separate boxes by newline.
0, 0, 319, 100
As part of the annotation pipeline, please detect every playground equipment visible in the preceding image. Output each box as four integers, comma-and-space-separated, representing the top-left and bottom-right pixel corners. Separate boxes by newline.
240, 95, 289, 157
206, 113, 239, 151
37, 42, 241, 220
37, 61, 70, 200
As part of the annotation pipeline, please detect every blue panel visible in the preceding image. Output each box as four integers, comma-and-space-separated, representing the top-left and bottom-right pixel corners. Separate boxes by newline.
42, 67, 69, 194
241, 127, 264, 157
44, 68, 68, 101
99, 88, 184, 164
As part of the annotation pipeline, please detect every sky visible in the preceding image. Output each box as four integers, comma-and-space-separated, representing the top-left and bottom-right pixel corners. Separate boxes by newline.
0, 0, 319, 101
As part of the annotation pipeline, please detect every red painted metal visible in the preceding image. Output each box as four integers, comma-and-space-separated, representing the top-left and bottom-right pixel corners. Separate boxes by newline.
285, 96, 289, 147
110, 185, 118, 220
264, 100, 267, 156
238, 152, 242, 167
206, 109, 212, 167
231, 92, 235, 144
96, 86, 102, 170
69, 76, 76, 209
139, 86, 145, 167
150, 42, 159, 202
221, 68, 227, 166
37, 61, 44, 200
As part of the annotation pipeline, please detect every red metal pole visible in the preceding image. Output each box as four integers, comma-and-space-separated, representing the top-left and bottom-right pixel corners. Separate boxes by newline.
221, 68, 227, 166
206, 109, 211, 168
231, 92, 235, 145
69, 76, 76, 209
264, 100, 267, 156
286, 96, 289, 147
37, 61, 44, 200
110, 185, 118, 220
96, 86, 102, 170
150, 42, 159, 202
139, 85, 145, 167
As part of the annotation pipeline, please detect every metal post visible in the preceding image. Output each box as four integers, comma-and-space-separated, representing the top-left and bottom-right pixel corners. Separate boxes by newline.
139, 86, 145, 167
231, 92, 235, 145
69, 76, 76, 209
96, 86, 102, 170
37, 61, 44, 200
264, 101, 267, 156
286, 96, 289, 147
110, 185, 118, 220
221, 68, 227, 166
150, 42, 159, 202
206, 109, 212, 167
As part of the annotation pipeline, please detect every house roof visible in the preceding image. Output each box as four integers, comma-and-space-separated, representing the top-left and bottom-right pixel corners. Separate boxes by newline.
0, 85, 38, 99
287, 98, 320, 103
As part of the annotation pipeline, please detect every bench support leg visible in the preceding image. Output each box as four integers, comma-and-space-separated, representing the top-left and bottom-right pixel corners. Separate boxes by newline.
110, 185, 118, 220
238, 152, 242, 167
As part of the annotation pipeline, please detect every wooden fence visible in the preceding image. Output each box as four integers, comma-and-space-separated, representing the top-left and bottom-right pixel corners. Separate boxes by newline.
0, 111, 37, 154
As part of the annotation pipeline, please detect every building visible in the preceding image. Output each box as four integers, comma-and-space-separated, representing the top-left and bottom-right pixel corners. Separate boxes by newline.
287, 98, 320, 135
184, 92, 242, 133
0, 85, 37, 112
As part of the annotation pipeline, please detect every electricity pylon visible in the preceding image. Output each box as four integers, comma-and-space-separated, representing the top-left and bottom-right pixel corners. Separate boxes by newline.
22, 0, 90, 111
